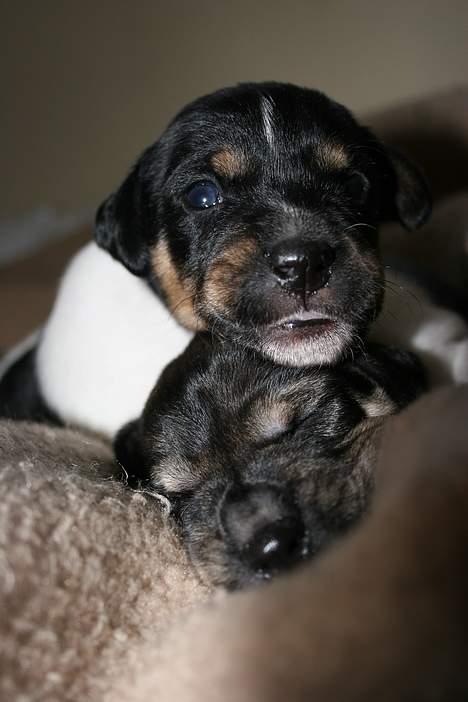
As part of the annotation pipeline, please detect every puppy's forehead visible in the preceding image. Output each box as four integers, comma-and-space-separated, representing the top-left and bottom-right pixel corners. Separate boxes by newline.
167, 83, 364, 170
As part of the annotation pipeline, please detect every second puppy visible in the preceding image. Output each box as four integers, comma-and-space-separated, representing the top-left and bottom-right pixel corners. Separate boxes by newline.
115, 334, 425, 589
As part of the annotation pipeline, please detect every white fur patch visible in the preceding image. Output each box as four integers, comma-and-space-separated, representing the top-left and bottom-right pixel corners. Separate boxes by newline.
36, 243, 192, 437
261, 95, 275, 148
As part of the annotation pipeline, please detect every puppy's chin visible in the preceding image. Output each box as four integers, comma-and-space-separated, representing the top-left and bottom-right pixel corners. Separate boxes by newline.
258, 320, 355, 367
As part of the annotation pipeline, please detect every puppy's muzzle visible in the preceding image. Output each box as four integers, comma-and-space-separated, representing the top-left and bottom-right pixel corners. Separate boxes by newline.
220, 483, 306, 578
267, 239, 335, 303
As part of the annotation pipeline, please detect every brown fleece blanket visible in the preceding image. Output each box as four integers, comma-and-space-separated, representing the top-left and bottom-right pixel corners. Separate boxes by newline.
0, 421, 212, 702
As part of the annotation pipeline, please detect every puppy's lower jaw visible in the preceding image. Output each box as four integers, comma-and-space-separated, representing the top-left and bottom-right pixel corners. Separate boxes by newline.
259, 320, 355, 367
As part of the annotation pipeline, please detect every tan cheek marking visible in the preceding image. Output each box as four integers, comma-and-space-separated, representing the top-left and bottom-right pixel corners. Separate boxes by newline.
316, 142, 349, 170
152, 240, 205, 331
360, 388, 395, 418
203, 238, 258, 315
210, 148, 247, 178
247, 399, 293, 442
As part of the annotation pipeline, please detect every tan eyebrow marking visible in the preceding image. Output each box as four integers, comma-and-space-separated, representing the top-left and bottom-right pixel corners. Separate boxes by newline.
316, 142, 349, 170
210, 148, 248, 178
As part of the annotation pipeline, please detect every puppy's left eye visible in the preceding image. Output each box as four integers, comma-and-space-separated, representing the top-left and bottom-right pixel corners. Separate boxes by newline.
345, 171, 369, 204
185, 181, 222, 209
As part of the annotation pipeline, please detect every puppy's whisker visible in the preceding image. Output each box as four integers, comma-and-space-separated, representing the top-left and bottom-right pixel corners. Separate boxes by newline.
382, 280, 409, 296
372, 310, 399, 326
171, 294, 206, 333
382, 283, 405, 298
171, 294, 196, 315
355, 334, 366, 358
343, 222, 377, 234
383, 281, 423, 312
116, 460, 129, 486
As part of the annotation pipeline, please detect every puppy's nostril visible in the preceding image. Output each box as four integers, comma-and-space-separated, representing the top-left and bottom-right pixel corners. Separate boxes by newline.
268, 241, 335, 296
273, 255, 307, 283
243, 516, 305, 576
318, 244, 335, 271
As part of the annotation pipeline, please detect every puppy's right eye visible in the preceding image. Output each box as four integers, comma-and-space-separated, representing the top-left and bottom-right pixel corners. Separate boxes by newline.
185, 180, 222, 209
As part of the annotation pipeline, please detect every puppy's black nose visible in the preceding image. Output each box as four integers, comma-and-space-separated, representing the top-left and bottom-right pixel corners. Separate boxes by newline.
243, 516, 305, 575
267, 239, 335, 298
220, 483, 306, 578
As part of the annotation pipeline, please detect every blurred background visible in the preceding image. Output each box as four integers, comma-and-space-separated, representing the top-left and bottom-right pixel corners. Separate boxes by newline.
1, 0, 468, 260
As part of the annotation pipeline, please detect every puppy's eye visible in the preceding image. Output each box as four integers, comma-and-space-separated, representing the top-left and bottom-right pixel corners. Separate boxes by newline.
345, 171, 369, 204
185, 181, 222, 209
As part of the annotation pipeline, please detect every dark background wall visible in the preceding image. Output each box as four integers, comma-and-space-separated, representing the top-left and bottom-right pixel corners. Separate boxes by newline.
2, 0, 468, 217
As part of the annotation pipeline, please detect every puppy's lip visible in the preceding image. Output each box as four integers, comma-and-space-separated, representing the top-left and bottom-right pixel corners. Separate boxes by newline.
271, 310, 336, 330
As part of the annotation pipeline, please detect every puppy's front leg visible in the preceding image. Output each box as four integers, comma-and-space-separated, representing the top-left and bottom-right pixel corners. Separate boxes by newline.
114, 333, 212, 488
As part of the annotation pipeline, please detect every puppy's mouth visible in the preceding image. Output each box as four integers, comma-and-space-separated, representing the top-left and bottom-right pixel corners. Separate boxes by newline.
270, 310, 336, 336
258, 309, 352, 366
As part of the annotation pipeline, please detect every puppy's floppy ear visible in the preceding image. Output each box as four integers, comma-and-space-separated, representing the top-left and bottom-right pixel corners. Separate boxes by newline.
381, 147, 432, 231
95, 165, 151, 276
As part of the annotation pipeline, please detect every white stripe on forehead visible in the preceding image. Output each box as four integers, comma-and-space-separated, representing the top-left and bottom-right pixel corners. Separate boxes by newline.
261, 95, 275, 148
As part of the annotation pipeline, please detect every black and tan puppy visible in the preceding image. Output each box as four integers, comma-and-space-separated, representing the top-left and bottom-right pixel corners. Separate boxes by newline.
96, 82, 430, 368
115, 335, 425, 589
0, 82, 430, 435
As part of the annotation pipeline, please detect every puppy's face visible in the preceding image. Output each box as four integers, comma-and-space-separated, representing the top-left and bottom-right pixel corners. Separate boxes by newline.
116, 336, 425, 589
96, 83, 431, 367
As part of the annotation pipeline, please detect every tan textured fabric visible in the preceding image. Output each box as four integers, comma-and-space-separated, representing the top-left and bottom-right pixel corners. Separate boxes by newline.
0, 421, 211, 702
